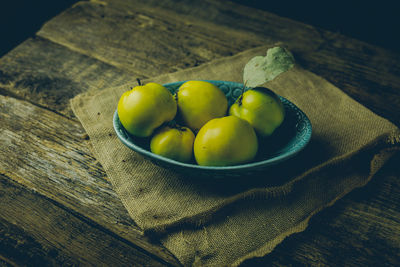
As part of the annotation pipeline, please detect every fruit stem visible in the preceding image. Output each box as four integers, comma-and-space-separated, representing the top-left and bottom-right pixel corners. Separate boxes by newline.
238, 81, 248, 106
137, 78, 142, 86
167, 120, 186, 131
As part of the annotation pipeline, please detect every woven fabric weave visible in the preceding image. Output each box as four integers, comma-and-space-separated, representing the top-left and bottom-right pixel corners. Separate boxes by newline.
71, 45, 400, 266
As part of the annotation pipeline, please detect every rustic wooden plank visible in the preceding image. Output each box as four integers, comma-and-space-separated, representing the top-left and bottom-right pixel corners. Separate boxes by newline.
241, 154, 400, 266
2, 0, 399, 124
0, 0, 399, 265
0, 95, 180, 266
36, 0, 400, 125
0, 36, 134, 117
37, 0, 255, 78
0, 174, 168, 266
0, 210, 78, 266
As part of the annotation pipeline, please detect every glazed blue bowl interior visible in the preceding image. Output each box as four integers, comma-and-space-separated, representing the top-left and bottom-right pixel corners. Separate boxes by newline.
113, 80, 312, 178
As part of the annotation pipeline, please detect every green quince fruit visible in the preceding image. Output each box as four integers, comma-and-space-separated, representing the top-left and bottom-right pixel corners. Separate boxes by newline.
176, 80, 228, 132
150, 125, 195, 163
194, 116, 258, 166
229, 87, 285, 137
117, 81, 177, 137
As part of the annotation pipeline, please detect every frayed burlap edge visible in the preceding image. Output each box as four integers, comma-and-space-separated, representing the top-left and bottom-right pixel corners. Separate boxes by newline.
232, 134, 400, 266
140, 130, 400, 240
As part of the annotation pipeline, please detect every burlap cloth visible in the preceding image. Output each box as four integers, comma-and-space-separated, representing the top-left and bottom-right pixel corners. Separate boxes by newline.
71, 45, 400, 266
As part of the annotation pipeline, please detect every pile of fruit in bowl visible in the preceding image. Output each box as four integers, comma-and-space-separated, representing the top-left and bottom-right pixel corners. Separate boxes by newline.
113, 47, 312, 178
117, 79, 287, 164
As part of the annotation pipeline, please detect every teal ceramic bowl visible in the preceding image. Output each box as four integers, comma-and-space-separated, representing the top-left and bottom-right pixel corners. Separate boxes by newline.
113, 80, 312, 178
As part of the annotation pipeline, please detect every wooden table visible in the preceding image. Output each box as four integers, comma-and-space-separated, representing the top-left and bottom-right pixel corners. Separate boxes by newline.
1, 1, 400, 265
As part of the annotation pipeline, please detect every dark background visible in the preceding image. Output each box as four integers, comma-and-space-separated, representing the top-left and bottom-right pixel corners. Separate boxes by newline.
0, 0, 399, 57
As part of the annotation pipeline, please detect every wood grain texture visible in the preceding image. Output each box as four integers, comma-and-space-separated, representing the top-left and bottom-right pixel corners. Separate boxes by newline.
38, 0, 252, 77
0, 0, 399, 265
2, 0, 399, 124
0, 36, 134, 117
0, 174, 168, 266
0, 95, 180, 266
36, 0, 400, 125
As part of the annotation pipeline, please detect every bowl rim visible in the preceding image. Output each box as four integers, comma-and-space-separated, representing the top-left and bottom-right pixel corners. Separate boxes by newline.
113, 80, 312, 171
